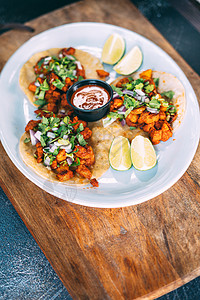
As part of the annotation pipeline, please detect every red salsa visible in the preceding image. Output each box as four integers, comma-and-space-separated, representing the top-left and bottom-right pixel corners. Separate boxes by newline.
71, 84, 110, 110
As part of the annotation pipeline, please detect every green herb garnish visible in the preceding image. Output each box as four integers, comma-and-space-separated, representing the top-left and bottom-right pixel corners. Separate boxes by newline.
24, 137, 31, 144
144, 84, 154, 94
34, 99, 47, 107
52, 79, 65, 90
161, 90, 175, 100
130, 126, 137, 130
111, 85, 123, 97
153, 78, 159, 88
77, 133, 87, 146
148, 97, 161, 109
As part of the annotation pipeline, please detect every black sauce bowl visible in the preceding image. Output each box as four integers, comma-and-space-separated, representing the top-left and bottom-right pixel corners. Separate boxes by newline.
66, 79, 113, 122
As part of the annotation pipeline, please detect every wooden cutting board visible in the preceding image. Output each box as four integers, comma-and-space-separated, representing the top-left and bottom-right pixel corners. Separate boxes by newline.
0, 0, 200, 299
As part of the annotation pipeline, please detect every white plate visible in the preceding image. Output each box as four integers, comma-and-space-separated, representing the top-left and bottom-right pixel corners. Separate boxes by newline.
0, 22, 199, 208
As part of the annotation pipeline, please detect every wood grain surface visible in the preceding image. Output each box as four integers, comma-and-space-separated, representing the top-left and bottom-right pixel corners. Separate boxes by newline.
0, 0, 200, 299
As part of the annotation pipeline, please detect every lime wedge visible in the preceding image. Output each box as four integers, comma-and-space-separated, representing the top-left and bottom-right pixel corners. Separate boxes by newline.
113, 46, 143, 75
109, 136, 132, 171
101, 33, 125, 65
131, 135, 157, 171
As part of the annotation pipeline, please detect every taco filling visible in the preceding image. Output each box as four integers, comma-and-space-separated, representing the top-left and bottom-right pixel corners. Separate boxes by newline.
27, 47, 87, 113
105, 69, 184, 145
19, 47, 105, 113
21, 112, 99, 187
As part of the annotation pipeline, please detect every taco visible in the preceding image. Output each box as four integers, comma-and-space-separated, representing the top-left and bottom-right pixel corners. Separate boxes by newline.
107, 69, 185, 144
19, 112, 112, 187
19, 110, 146, 186
19, 47, 105, 113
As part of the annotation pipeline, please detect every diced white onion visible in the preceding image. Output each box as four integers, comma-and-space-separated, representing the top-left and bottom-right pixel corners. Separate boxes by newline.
49, 145, 58, 153
34, 81, 40, 87
60, 121, 65, 125
52, 127, 58, 131
135, 89, 145, 96
63, 135, 68, 140
60, 144, 72, 153
44, 157, 51, 166
29, 130, 38, 146
47, 132, 56, 138
75, 61, 82, 70
34, 131, 42, 141
67, 157, 73, 166
43, 56, 51, 65
72, 70, 77, 76
134, 95, 142, 101
66, 54, 74, 60
147, 107, 159, 113
54, 142, 61, 147
118, 111, 125, 115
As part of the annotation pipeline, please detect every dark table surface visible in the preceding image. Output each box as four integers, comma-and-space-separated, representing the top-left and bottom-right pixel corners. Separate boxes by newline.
0, 0, 200, 299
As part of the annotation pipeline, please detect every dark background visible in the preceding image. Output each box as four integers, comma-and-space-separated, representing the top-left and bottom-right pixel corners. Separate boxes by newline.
0, 0, 200, 299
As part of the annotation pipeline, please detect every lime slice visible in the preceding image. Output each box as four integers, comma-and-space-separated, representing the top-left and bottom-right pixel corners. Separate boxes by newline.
101, 33, 125, 65
131, 135, 157, 171
109, 136, 132, 171
113, 46, 142, 75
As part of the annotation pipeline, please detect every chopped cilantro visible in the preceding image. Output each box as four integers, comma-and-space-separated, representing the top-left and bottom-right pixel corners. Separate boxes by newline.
135, 82, 144, 90
40, 135, 47, 147
153, 78, 159, 88
50, 117, 60, 128
71, 157, 80, 167
124, 95, 140, 109
34, 99, 47, 107
40, 79, 49, 91
57, 125, 67, 135
144, 84, 154, 93
77, 133, 87, 146
37, 58, 45, 68
35, 87, 40, 95
52, 79, 65, 90
78, 123, 84, 132
63, 116, 70, 125
53, 148, 60, 156
134, 78, 144, 85
148, 97, 161, 109
24, 137, 31, 144
107, 111, 119, 119
38, 90, 45, 100
78, 75, 84, 81
130, 126, 137, 130
124, 107, 134, 118
161, 90, 175, 100
70, 136, 76, 149
125, 83, 134, 90
144, 80, 149, 86
64, 70, 76, 80
111, 85, 123, 97
167, 105, 177, 113
38, 123, 50, 134
42, 116, 49, 125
